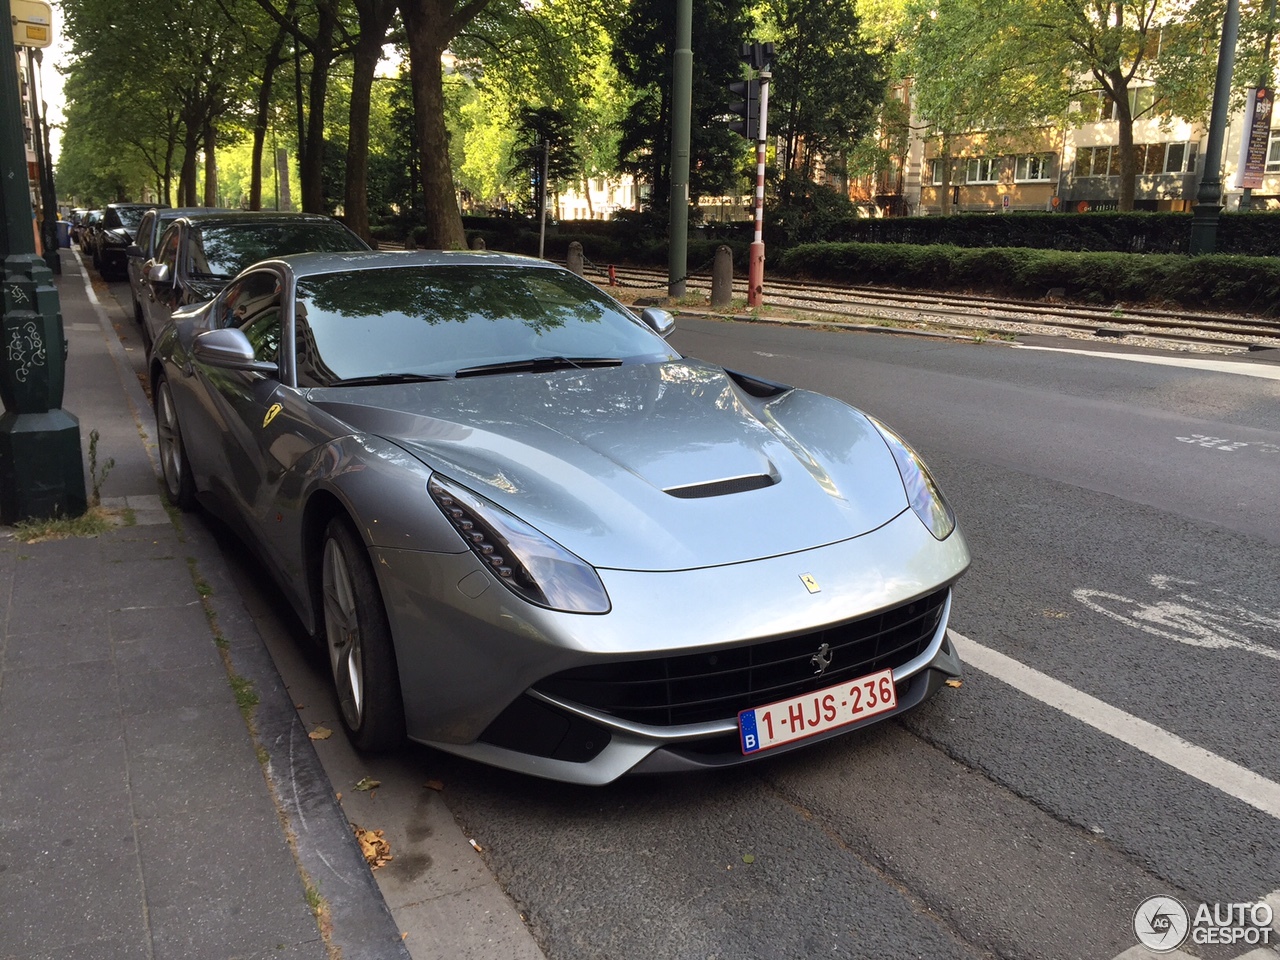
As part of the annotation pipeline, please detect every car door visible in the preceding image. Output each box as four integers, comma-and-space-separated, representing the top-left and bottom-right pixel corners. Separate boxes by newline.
142, 223, 182, 343
188, 268, 320, 571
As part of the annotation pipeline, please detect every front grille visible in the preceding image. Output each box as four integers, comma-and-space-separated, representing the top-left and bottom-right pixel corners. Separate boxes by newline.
534, 588, 949, 726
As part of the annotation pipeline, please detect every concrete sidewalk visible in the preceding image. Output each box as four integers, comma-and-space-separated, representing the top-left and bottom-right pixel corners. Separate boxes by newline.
0, 248, 411, 960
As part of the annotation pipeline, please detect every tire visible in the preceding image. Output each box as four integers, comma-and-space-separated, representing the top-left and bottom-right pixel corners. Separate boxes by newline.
320, 516, 405, 752
154, 375, 196, 510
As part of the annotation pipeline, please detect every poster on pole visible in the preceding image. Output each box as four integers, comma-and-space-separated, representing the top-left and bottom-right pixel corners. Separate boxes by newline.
1236, 87, 1273, 190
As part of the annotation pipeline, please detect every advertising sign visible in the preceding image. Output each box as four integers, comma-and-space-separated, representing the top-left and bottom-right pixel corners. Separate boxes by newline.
1236, 87, 1273, 190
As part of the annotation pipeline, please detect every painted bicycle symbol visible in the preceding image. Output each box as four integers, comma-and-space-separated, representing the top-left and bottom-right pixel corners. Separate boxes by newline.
1073, 575, 1280, 661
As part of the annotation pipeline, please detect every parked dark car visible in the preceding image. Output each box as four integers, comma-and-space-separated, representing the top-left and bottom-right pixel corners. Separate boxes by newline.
93, 203, 166, 279
68, 208, 89, 245
77, 209, 102, 258
140, 211, 371, 345
127, 207, 231, 327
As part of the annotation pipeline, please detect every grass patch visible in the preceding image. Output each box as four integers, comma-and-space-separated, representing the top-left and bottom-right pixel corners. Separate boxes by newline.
12, 505, 122, 543
229, 674, 260, 720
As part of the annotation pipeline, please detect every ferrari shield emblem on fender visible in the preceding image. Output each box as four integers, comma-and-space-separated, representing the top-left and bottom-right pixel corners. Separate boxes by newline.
262, 403, 282, 428
800, 573, 820, 594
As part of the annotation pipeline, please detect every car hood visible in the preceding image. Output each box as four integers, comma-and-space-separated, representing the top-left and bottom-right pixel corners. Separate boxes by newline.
311, 360, 911, 571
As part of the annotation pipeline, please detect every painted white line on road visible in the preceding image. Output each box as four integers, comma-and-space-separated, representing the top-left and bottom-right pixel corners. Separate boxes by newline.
950, 631, 1280, 821
1012, 344, 1280, 380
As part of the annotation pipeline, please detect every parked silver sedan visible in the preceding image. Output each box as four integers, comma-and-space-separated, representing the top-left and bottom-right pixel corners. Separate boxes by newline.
149, 251, 970, 784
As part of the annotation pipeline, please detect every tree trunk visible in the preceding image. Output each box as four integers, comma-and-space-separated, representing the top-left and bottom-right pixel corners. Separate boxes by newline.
344, 0, 398, 240
251, 26, 289, 211
179, 118, 201, 206
203, 121, 218, 207
1108, 70, 1137, 211
402, 1, 465, 249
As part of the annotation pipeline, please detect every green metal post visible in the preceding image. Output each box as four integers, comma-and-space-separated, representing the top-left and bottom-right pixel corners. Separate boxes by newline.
0, 0, 87, 522
1189, 0, 1240, 254
668, 0, 692, 299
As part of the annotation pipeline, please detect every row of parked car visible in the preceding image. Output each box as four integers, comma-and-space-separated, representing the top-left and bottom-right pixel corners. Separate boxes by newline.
75, 202, 371, 345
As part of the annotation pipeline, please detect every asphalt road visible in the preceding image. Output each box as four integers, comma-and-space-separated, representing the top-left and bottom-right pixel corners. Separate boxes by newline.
101, 272, 1280, 960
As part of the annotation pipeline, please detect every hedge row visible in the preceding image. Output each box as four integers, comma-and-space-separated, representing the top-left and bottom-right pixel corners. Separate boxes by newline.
774, 242, 1280, 315
373, 209, 1280, 259
818, 210, 1280, 257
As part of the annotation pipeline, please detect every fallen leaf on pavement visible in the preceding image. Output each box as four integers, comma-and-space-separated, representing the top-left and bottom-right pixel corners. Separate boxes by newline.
354, 777, 381, 791
424, 779, 444, 792
351, 822, 392, 869
945, 678, 963, 688
309, 726, 333, 740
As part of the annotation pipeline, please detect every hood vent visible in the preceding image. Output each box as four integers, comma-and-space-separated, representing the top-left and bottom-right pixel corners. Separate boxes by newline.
665, 474, 777, 499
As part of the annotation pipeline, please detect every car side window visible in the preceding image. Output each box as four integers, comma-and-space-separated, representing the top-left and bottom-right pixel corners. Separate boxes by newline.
155, 226, 180, 272
215, 270, 281, 330
241, 310, 281, 366
137, 213, 155, 255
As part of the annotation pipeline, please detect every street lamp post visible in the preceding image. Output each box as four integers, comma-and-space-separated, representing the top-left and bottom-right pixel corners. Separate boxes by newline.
1189, 0, 1241, 254
0, 0, 87, 522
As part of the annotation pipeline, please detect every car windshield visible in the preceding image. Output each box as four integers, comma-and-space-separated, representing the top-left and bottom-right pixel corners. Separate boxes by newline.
190, 221, 368, 280
294, 264, 677, 385
107, 207, 147, 231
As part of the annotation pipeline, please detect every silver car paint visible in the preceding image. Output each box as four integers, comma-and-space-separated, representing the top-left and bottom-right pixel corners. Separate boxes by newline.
311, 362, 911, 571
152, 250, 970, 783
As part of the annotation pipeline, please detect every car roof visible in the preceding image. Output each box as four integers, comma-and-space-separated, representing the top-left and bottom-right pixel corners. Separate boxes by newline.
255, 249, 555, 280
106, 202, 166, 211
170, 211, 355, 228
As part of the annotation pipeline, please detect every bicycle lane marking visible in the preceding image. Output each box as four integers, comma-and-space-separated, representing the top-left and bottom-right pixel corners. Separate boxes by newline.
949, 631, 1280, 820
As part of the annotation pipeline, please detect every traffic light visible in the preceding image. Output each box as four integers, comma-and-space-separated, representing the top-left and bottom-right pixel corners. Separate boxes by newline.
739, 41, 776, 71
728, 78, 760, 140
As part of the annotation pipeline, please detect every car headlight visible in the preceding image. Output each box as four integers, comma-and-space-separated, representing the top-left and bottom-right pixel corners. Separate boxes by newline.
428, 475, 611, 614
868, 417, 956, 541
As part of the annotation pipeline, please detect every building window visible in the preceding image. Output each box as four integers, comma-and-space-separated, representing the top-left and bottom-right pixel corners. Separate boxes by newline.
1074, 142, 1197, 178
1267, 133, 1280, 173
965, 157, 997, 183
1014, 154, 1054, 181
928, 159, 947, 185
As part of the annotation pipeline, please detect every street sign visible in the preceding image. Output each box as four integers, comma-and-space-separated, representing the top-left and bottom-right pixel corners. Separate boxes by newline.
11, 0, 53, 48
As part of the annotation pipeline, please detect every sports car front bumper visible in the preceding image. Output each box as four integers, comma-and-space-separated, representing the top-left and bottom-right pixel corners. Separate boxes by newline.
371, 508, 970, 784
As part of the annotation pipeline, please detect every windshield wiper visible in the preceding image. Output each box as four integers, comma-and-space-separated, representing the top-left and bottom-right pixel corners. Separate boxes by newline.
454, 356, 623, 378
330, 372, 451, 387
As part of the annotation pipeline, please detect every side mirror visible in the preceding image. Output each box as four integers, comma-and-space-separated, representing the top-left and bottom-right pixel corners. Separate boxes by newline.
148, 262, 172, 286
126, 244, 143, 258
639, 306, 675, 337
192, 328, 278, 375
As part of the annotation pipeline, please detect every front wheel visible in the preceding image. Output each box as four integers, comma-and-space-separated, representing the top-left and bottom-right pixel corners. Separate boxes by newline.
154, 375, 195, 510
321, 516, 405, 752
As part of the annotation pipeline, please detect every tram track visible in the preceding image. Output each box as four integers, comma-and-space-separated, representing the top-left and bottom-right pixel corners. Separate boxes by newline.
582, 261, 1280, 354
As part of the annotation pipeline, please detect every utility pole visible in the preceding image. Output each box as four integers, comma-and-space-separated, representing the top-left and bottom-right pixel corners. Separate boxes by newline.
668, 0, 692, 299
0, 0, 87, 522
747, 64, 770, 307
1189, 0, 1241, 254
727, 42, 775, 307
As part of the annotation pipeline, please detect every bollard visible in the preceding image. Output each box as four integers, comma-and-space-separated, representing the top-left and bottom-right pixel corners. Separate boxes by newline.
608, 264, 617, 286
567, 241, 584, 276
471, 236, 486, 251
711, 245, 733, 309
